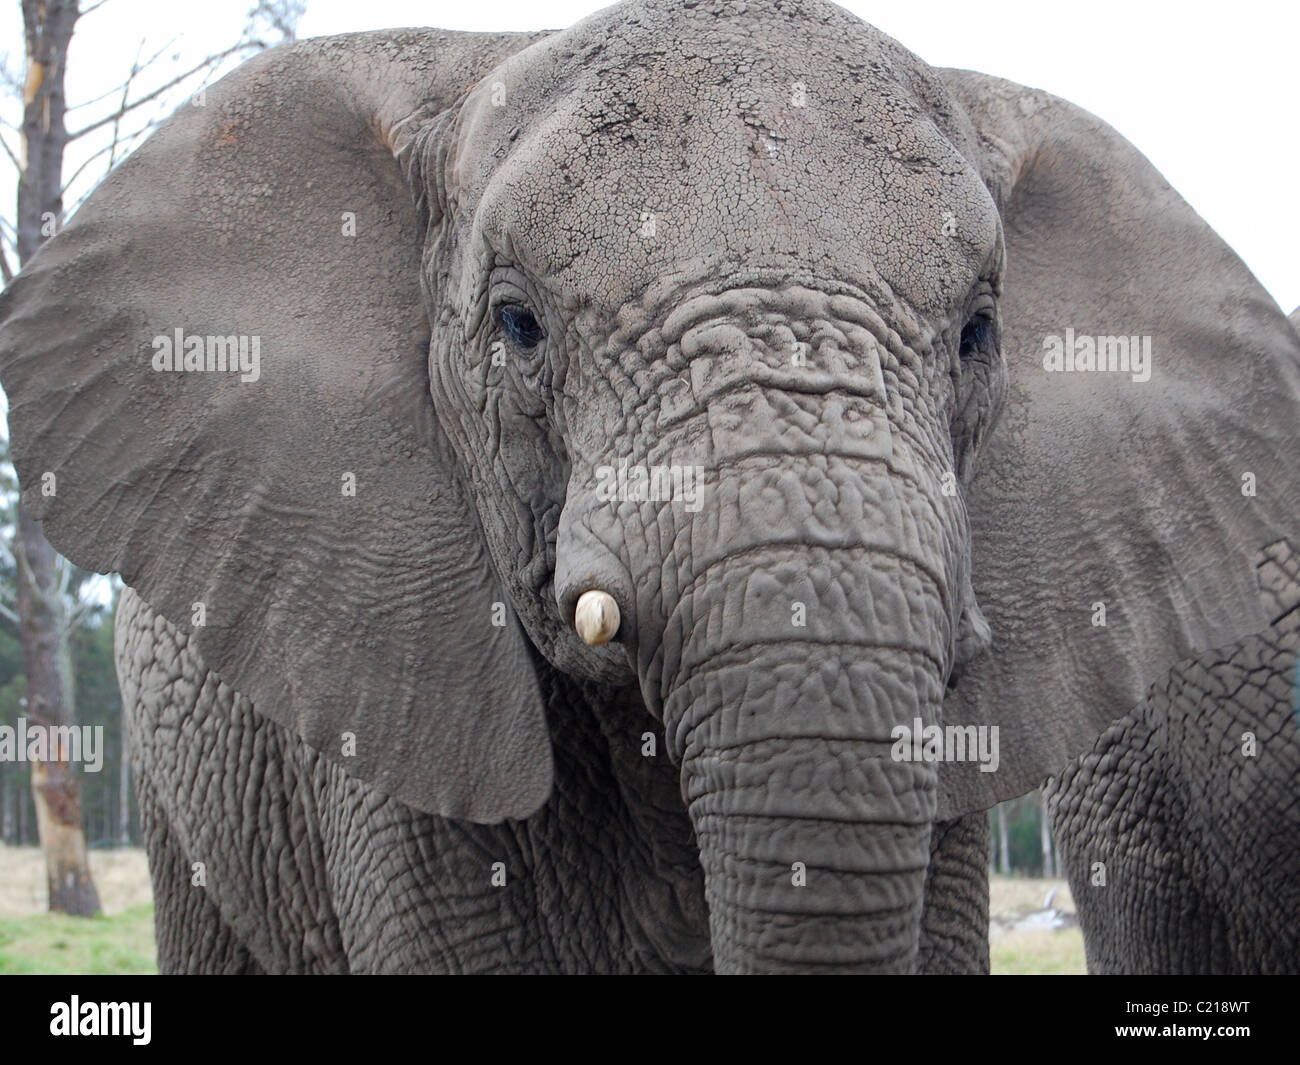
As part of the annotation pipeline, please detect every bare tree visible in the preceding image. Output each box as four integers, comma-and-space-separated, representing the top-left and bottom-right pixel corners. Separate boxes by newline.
1039, 791, 1056, 879
247, 0, 306, 44
994, 803, 1010, 876
4, 0, 303, 915
10, 0, 100, 917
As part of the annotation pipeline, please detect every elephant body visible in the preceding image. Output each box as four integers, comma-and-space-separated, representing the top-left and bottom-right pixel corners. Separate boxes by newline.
2, 2, 1297, 973
120, 587, 990, 973
1048, 541, 1300, 974
118, 588, 711, 972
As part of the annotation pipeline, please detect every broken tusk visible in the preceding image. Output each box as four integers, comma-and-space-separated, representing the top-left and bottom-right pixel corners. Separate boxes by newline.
574, 590, 620, 646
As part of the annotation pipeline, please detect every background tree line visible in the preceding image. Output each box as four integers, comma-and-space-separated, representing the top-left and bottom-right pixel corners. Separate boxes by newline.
0, 564, 132, 848
991, 791, 1060, 878
0, 0, 305, 914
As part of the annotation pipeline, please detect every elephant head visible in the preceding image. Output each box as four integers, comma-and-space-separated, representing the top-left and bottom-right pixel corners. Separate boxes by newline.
2, 1, 1297, 972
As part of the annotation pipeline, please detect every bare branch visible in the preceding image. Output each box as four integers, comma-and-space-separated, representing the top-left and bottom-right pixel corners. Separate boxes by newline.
67, 42, 249, 141
0, 245, 13, 285
0, 131, 20, 173
64, 592, 103, 633
60, 140, 118, 193
106, 40, 147, 172
0, 53, 23, 98
12, 532, 35, 598
247, 0, 307, 44
57, 563, 109, 633
65, 34, 178, 112
60, 121, 154, 195
78, 0, 114, 17
9, 533, 68, 616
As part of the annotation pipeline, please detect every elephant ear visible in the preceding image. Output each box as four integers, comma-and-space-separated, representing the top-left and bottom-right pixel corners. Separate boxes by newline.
935, 70, 1300, 817
0, 30, 555, 823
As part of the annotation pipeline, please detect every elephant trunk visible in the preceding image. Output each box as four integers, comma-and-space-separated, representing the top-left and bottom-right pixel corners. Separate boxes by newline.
660, 550, 950, 973
554, 313, 970, 970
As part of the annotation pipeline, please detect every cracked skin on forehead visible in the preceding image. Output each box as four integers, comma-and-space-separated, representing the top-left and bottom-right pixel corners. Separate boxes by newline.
450, 0, 1001, 324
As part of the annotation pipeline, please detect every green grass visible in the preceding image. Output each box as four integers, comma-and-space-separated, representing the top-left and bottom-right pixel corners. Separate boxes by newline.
991, 927, 1087, 975
0, 904, 156, 975
0, 881, 1084, 974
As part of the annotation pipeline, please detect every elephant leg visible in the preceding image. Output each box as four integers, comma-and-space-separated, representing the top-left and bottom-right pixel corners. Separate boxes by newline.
1046, 712, 1230, 973
117, 588, 349, 974
1049, 544, 1300, 974
119, 588, 707, 973
307, 679, 710, 974
917, 812, 990, 974
1049, 633, 1300, 972
133, 770, 264, 975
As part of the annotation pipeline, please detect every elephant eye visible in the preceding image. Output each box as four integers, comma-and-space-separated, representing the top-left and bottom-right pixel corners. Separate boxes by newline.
496, 303, 545, 351
958, 315, 993, 361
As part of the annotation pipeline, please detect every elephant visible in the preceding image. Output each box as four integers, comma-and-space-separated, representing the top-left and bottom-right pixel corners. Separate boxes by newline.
1047, 539, 1300, 974
1, 0, 1297, 974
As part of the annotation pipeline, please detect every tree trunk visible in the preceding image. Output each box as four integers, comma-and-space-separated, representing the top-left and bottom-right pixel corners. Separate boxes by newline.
19, 506, 99, 913
996, 804, 1010, 875
1, 770, 12, 842
1039, 791, 1055, 879
15, 0, 99, 916
117, 726, 130, 845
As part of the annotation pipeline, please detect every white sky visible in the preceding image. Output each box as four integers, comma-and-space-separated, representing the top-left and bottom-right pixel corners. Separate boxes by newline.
0, 0, 1295, 312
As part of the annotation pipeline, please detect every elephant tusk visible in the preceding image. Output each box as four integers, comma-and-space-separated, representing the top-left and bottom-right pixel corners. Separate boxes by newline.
574, 590, 620, 646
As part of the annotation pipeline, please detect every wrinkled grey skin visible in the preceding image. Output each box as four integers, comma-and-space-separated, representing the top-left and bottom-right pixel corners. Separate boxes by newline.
1048, 540, 1300, 975
116, 588, 989, 972
1, 1, 1298, 973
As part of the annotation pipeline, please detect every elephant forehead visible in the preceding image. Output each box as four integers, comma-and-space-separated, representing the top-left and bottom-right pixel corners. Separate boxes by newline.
456, 1, 1000, 314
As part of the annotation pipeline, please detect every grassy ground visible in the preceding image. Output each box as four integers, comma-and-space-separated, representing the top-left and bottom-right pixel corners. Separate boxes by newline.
0, 844, 156, 975
991, 926, 1087, 975
990, 875, 1075, 914
0, 845, 153, 917
0, 846, 1085, 973
989, 875, 1086, 975
0, 904, 156, 975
